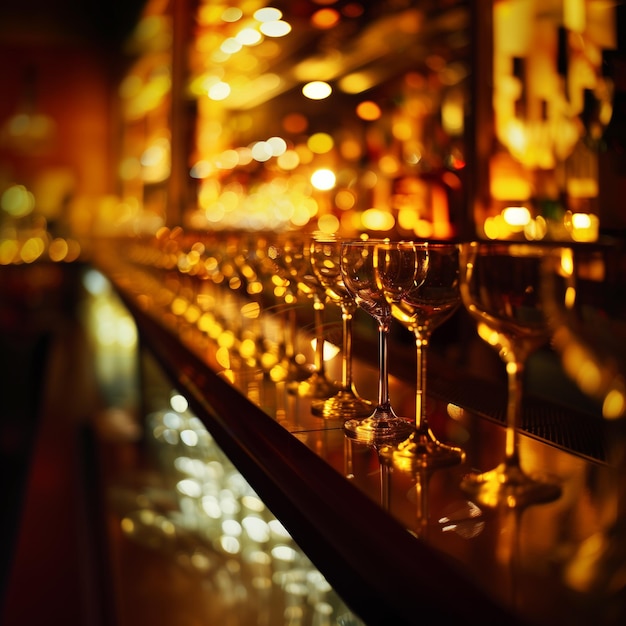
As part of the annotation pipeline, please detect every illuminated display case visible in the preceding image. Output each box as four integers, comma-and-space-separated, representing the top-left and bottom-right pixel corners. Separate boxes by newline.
183, 0, 471, 239
114, 0, 625, 243
117, 0, 473, 239
116, 0, 174, 232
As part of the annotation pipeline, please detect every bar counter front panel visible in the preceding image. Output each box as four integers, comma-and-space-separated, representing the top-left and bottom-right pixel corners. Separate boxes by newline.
85, 238, 623, 626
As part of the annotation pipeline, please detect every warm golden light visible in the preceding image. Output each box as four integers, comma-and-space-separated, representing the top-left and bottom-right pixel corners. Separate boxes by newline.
311, 8, 340, 29
260, 20, 292, 37
335, 189, 356, 210
566, 212, 599, 242
251, 141, 273, 162
339, 72, 376, 94
302, 81, 332, 100
282, 113, 308, 134
254, 7, 282, 22
20, 237, 45, 263
276, 149, 300, 170
236, 27, 263, 46
502, 206, 531, 227
311, 168, 336, 190
221, 7, 243, 22
221, 37, 242, 54
307, 132, 334, 154
604, 387, 626, 420
317, 214, 340, 233
361, 208, 395, 231
1, 184, 35, 217
356, 101, 381, 121
208, 81, 231, 100
48, 238, 69, 262
267, 136, 287, 156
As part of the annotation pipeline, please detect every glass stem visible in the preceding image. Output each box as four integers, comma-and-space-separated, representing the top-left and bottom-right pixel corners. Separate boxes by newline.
415, 334, 428, 431
283, 305, 297, 360
377, 320, 391, 410
505, 359, 523, 468
313, 295, 326, 376
341, 305, 354, 390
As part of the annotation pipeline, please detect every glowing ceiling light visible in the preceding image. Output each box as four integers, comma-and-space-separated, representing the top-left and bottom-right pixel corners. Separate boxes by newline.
251, 141, 273, 162
311, 168, 336, 190
208, 81, 231, 101
267, 136, 287, 156
222, 7, 243, 22
254, 7, 282, 22
221, 38, 242, 54
236, 27, 263, 46
260, 20, 291, 37
302, 81, 332, 99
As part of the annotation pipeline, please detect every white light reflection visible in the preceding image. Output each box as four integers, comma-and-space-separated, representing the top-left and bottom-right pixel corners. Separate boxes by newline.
438, 500, 484, 539
83, 268, 109, 295
268, 519, 292, 540
222, 518, 242, 537
220, 535, 241, 554
177, 478, 203, 498
170, 394, 188, 412
180, 428, 199, 447
311, 338, 340, 361
242, 516, 271, 543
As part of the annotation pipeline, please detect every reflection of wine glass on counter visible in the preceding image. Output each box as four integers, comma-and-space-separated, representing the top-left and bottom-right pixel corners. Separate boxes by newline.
309, 234, 372, 419
459, 241, 562, 508
378, 241, 465, 471
340, 240, 414, 445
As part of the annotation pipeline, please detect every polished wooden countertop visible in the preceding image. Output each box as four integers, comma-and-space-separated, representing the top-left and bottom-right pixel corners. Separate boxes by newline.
92, 239, 624, 626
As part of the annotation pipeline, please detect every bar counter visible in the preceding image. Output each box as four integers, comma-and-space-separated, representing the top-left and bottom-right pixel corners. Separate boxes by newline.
77, 235, 624, 626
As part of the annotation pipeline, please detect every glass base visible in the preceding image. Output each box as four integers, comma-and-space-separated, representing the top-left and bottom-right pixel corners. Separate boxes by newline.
292, 371, 340, 399
379, 428, 465, 472
460, 462, 561, 509
344, 409, 414, 446
311, 388, 372, 419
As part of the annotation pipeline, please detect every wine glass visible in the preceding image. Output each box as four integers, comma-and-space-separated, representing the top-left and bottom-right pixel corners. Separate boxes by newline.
267, 234, 314, 385
459, 240, 562, 508
542, 243, 626, 420
377, 241, 466, 471
293, 237, 340, 399
309, 234, 372, 419
340, 239, 415, 445
542, 242, 626, 602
